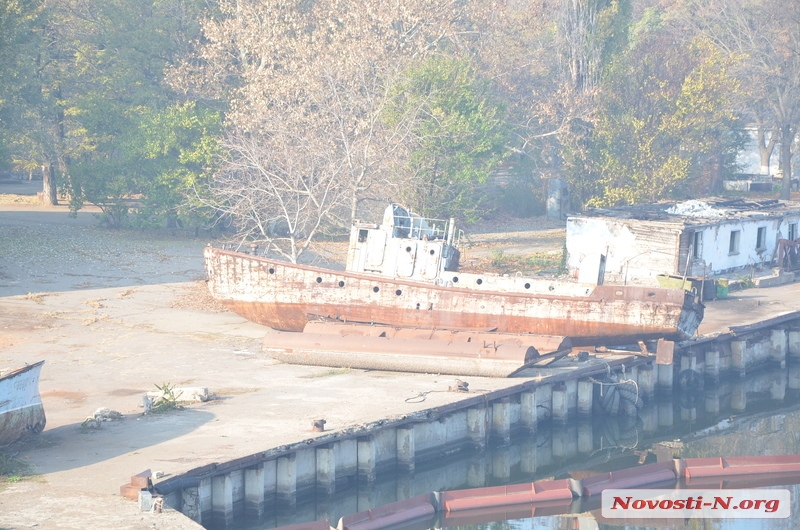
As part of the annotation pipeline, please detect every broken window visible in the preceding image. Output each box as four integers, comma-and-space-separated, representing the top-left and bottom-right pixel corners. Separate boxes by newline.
692, 231, 703, 259
729, 230, 740, 254
790, 222, 798, 241
756, 226, 767, 250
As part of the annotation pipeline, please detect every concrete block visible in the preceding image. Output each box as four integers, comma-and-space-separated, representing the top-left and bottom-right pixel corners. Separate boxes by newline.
358, 435, 377, 482
467, 407, 487, 448
181, 486, 202, 523
244, 464, 266, 516
491, 398, 511, 445
637, 364, 655, 400
577, 380, 593, 417
731, 340, 747, 377
138, 489, 152, 512
211, 474, 233, 527
520, 391, 537, 432
789, 330, 800, 359
316, 445, 336, 497
657, 363, 674, 392
276, 453, 297, 508
552, 384, 568, 424
771, 328, 787, 366
396, 426, 415, 473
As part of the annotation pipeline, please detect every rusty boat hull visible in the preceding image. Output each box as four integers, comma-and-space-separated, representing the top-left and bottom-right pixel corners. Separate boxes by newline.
0, 361, 46, 446
204, 247, 704, 346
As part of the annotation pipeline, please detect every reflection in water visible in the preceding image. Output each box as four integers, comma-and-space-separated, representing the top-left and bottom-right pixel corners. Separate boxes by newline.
209, 364, 800, 530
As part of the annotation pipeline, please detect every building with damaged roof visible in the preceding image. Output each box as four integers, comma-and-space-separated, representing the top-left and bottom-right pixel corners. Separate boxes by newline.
565, 198, 800, 286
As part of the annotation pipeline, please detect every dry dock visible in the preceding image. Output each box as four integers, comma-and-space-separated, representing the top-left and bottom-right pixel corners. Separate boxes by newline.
2, 205, 800, 529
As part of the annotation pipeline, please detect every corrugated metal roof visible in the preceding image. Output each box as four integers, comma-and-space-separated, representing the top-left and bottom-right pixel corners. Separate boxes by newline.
572, 197, 800, 225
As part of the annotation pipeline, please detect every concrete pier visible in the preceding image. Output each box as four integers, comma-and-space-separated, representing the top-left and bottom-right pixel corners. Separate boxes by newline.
245, 464, 266, 517
357, 435, 377, 482
396, 426, 415, 474
552, 384, 568, 424
315, 445, 335, 497
657, 363, 674, 392
637, 365, 655, 401
467, 407, 488, 449
211, 474, 233, 527
491, 398, 512, 445
577, 380, 593, 417
520, 391, 537, 432
277, 454, 297, 510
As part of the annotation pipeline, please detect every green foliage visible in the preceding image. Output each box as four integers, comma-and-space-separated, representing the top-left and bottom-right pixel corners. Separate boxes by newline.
567, 19, 743, 207
151, 382, 183, 413
386, 56, 508, 222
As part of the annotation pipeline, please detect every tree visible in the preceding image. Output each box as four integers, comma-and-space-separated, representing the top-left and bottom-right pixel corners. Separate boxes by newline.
679, 0, 800, 199
581, 15, 742, 206
174, 0, 490, 254
3, 0, 208, 214
0, 0, 44, 174
386, 55, 508, 221
208, 121, 348, 263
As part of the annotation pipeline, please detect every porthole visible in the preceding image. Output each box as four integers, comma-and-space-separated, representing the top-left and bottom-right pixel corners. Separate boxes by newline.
268, 268, 275, 274
395, 289, 402, 296
548, 285, 554, 291
648, 292, 656, 297
373, 286, 380, 293
525, 283, 531, 289
452, 276, 459, 283
416, 303, 421, 309
338, 280, 345, 287
430, 249, 435, 255
476, 278, 483, 285
406, 246, 412, 252
316, 277, 323, 283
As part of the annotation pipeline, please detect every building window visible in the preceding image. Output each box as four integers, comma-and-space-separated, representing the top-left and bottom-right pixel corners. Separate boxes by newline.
729, 230, 740, 254
756, 226, 767, 250
692, 231, 702, 259
790, 222, 798, 241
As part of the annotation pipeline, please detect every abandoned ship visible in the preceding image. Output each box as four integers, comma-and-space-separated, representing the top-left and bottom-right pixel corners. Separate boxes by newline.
204, 204, 704, 349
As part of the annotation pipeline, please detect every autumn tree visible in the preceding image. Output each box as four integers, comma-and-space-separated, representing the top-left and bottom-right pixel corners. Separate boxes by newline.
679, 0, 800, 199
174, 0, 493, 258
581, 13, 743, 206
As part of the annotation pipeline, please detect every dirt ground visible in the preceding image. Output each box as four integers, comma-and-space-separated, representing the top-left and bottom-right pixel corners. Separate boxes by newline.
0, 179, 566, 530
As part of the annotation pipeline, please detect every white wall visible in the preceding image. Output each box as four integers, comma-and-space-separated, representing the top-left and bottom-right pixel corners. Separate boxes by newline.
568, 213, 800, 283
692, 216, 800, 275
566, 217, 680, 285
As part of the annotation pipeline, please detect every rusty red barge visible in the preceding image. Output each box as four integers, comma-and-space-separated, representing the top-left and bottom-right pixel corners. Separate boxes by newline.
204, 205, 704, 349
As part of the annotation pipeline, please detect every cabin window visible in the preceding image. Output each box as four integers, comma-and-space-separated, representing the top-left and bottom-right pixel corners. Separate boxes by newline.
358, 229, 369, 243
729, 230, 740, 255
756, 226, 767, 251
692, 231, 703, 259
790, 222, 798, 241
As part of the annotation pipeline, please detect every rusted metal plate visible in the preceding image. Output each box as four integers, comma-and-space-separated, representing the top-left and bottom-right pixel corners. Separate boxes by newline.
0, 361, 46, 446
205, 248, 704, 345
302, 321, 571, 353
656, 338, 675, 365
263, 332, 541, 377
